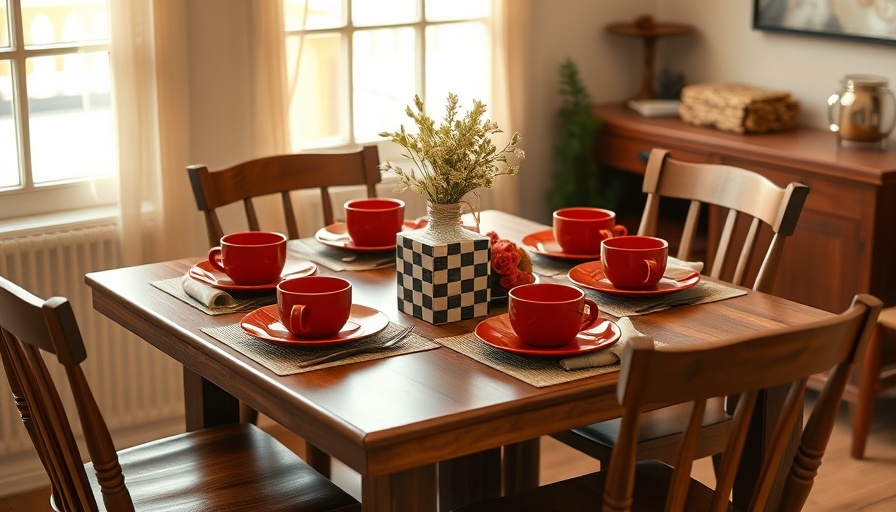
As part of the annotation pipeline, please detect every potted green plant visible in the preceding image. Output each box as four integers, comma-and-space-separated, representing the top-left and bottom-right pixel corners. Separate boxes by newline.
548, 59, 623, 212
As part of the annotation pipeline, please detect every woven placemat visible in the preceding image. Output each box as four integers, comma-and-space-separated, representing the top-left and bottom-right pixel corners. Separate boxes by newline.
288, 238, 396, 272
527, 252, 579, 277
201, 322, 439, 375
151, 277, 276, 315
435, 332, 621, 388
535, 272, 746, 318
584, 279, 748, 318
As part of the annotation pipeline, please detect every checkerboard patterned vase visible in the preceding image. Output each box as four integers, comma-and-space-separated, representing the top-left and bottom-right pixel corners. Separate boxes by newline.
396, 226, 491, 325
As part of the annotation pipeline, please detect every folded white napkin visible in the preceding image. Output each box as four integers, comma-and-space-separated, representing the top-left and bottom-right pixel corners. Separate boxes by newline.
182, 275, 238, 309
560, 317, 654, 371
666, 258, 704, 277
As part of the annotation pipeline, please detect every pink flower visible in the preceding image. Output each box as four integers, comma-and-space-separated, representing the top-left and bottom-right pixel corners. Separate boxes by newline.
494, 240, 521, 260
500, 269, 535, 289
499, 271, 519, 290
492, 251, 519, 275
489, 231, 536, 291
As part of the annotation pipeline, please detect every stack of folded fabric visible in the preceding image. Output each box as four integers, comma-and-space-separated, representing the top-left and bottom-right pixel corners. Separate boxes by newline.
679, 82, 799, 133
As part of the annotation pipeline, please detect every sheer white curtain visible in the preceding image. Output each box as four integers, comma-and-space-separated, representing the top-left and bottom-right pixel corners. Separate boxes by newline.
490, 0, 529, 215
250, 1, 291, 156
109, 0, 290, 265
109, 0, 193, 264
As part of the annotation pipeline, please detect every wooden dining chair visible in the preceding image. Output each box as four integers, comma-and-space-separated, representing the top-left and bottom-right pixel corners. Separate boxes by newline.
0, 275, 360, 512
187, 145, 382, 245
550, 147, 811, 471
458, 294, 882, 512
187, 146, 382, 474
810, 305, 896, 458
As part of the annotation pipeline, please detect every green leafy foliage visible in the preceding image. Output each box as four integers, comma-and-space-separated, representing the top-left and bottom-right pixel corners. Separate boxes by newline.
548, 59, 622, 211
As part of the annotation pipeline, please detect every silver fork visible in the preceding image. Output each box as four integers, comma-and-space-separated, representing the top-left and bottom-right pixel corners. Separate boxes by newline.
297, 325, 415, 368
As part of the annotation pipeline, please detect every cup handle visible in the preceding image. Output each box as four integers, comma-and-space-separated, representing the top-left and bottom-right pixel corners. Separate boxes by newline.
600, 225, 628, 240
827, 93, 842, 131
643, 259, 661, 285
207, 247, 226, 273
287, 304, 311, 335
580, 298, 601, 331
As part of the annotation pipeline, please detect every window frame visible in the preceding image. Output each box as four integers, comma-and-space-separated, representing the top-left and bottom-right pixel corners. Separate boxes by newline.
284, 0, 494, 162
0, 0, 117, 223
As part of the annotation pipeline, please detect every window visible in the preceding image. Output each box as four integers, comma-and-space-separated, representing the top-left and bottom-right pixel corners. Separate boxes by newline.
283, 0, 493, 158
0, 0, 116, 220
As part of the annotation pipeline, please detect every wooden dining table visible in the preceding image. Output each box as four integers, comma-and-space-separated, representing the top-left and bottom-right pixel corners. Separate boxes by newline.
85, 210, 833, 511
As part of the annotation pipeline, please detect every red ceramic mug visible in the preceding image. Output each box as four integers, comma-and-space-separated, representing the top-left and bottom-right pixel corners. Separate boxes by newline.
508, 283, 600, 347
276, 276, 353, 338
207, 231, 287, 285
344, 198, 406, 247
552, 207, 628, 255
601, 235, 669, 290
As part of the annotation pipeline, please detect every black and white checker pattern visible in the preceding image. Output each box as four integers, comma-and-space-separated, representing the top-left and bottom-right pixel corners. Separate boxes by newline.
396, 231, 491, 324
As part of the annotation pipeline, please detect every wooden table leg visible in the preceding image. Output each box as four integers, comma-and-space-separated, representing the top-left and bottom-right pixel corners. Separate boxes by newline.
182, 367, 239, 431
362, 464, 437, 511
438, 449, 502, 510
502, 439, 541, 494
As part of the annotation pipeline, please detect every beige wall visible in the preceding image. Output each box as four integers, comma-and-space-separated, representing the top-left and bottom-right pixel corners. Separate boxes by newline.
656, 0, 896, 130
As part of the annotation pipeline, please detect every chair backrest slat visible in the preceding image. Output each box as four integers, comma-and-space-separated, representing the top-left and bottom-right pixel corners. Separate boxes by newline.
638, 148, 810, 293
280, 191, 300, 239
603, 294, 882, 512
187, 146, 382, 246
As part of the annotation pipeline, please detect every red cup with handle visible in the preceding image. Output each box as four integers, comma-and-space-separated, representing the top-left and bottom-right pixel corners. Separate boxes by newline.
508, 283, 600, 347
207, 231, 287, 285
601, 235, 669, 290
344, 198, 406, 247
276, 276, 353, 338
552, 207, 628, 255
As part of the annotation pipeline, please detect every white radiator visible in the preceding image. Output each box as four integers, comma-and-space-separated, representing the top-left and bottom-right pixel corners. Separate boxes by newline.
0, 224, 185, 498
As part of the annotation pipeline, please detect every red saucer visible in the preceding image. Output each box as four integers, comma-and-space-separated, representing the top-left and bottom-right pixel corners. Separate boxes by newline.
474, 314, 620, 357
314, 220, 425, 252
188, 258, 317, 291
520, 229, 601, 261
567, 260, 700, 297
239, 304, 389, 347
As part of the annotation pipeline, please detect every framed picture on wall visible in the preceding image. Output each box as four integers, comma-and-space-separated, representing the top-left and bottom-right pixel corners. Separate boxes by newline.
753, 0, 896, 46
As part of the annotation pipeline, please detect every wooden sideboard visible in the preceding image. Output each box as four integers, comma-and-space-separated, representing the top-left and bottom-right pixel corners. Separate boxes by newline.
592, 103, 896, 313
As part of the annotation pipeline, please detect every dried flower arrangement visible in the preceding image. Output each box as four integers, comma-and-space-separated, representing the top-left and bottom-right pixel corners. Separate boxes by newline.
378, 93, 524, 206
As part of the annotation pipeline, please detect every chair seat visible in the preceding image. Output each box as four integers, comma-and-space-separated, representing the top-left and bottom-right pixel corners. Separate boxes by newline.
454, 460, 715, 512
553, 397, 731, 463
84, 423, 360, 512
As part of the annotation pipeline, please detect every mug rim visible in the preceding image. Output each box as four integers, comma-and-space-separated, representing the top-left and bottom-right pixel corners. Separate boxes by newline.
508, 282, 584, 303
220, 231, 287, 246
553, 207, 616, 221
602, 235, 668, 251
344, 197, 405, 211
278, 275, 352, 295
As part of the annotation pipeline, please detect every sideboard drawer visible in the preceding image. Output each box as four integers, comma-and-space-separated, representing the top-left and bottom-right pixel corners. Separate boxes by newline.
599, 134, 711, 174
722, 159, 866, 221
